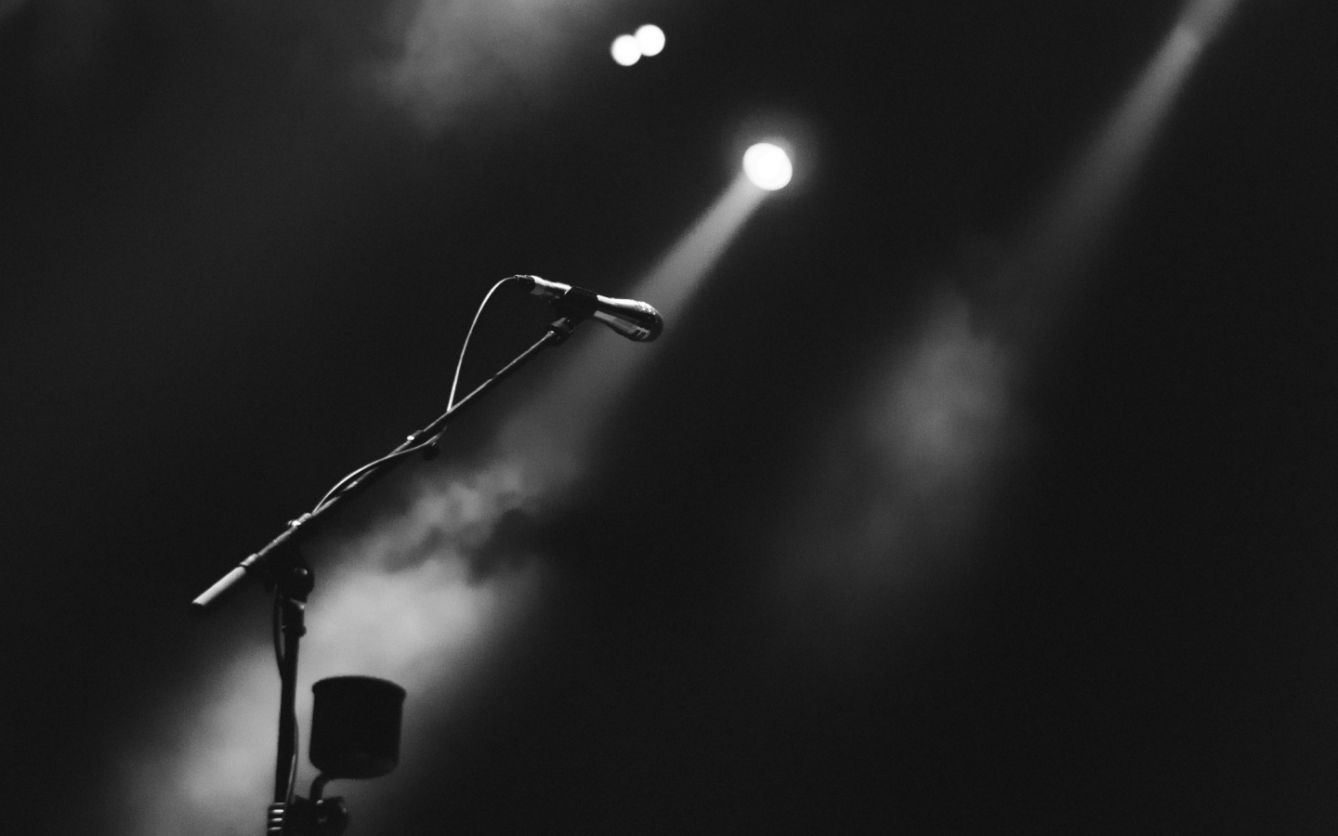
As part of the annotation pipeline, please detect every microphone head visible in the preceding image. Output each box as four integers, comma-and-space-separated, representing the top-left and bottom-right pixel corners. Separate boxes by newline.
513, 274, 663, 342
593, 301, 663, 342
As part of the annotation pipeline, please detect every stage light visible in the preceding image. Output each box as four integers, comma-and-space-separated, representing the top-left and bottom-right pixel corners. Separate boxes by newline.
635, 24, 665, 57
611, 34, 641, 66
743, 143, 793, 191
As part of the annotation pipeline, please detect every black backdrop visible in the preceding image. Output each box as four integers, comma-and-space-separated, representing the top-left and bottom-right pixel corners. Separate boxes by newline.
3, 1, 1335, 833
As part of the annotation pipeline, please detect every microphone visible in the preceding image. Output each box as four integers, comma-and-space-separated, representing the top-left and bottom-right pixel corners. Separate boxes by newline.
516, 275, 663, 342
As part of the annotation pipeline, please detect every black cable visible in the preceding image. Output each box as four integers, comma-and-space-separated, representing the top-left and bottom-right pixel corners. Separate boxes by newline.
310, 275, 522, 513
270, 587, 300, 806
263, 275, 523, 809
287, 725, 299, 804
312, 438, 437, 513
272, 587, 284, 668
449, 276, 522, 410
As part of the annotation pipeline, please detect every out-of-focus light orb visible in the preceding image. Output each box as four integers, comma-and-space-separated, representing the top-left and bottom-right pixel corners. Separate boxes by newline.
611, 34, 641, 66
743, 143, 793, 190
635, 24, 666, 56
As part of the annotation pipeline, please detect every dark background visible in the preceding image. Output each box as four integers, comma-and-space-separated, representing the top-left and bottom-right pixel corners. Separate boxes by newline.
3, 0, 1335, 833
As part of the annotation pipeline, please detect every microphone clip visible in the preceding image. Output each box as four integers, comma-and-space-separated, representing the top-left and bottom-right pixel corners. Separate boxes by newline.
550, 285, 600, 321
512, 274, 663, 342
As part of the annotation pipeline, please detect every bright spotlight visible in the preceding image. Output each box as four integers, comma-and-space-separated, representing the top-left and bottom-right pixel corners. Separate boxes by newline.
742, 143, 793, 191
611, 34, 641, 66
635, 24, 666, 57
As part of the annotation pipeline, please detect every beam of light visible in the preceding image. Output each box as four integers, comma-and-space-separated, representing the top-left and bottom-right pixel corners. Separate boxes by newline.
743, 143, 793, 191
622, 173, 770, 323
117, 173, 769, 836
1019, 0, 1241, 297
611, 33, 642, 66
1180, 0, 1238, 45
770, 0, 1241, 644
501, 173, 767, 482
635, 24, 666, 57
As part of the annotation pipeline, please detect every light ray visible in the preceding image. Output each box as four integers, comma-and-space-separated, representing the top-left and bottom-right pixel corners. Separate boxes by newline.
120, 172, 770, 835
773, 0, 1241, 639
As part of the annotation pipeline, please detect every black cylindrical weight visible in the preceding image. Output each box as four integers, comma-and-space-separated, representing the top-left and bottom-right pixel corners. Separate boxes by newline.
310, 676, 406, 779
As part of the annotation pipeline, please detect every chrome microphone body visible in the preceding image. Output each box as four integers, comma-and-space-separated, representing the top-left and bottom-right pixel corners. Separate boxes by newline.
516, 275, 664, 342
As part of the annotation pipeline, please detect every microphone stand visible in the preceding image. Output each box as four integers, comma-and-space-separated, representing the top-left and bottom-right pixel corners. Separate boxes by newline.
192, 314, 582, 835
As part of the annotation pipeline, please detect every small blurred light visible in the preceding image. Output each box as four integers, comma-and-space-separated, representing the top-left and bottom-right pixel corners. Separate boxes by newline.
636, 24, 666, 57
743, 143, 793, 191
611, 35, 641, 66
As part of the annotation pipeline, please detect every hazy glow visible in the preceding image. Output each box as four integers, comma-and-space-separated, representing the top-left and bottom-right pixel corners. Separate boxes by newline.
743, 143, 793, 191
120, 525, 544, 836
611, 33, 641, 66
370, 0, 619, 135
771, 292, 1016, 632
635, 24, 666, 56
